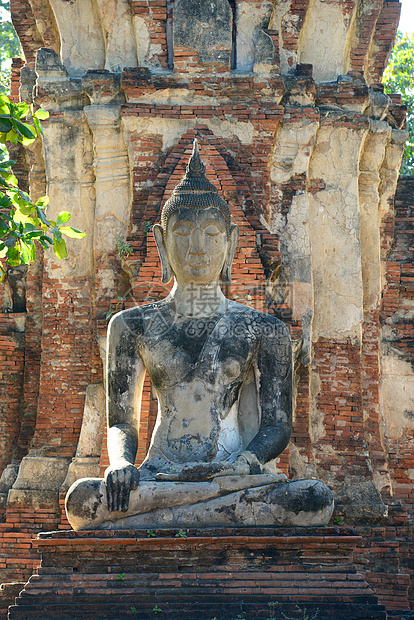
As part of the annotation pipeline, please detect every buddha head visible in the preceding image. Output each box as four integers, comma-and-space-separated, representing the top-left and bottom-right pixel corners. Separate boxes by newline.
153, 140, 238, 285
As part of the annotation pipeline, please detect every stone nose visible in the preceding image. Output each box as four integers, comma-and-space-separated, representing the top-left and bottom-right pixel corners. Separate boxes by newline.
189, 228, 206, 254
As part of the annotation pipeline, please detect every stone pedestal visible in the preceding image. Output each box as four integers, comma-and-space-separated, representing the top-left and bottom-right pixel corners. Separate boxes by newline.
9, 528, 386, 620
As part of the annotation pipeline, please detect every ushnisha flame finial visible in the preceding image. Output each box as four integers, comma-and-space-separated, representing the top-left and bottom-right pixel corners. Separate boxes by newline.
160, 138, 232, 235
186, 139, 206, 178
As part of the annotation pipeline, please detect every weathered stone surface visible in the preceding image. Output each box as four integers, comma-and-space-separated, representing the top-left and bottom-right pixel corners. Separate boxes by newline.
12, 456, 70, 492
235, 0, 274, 72
308, 117, 368, 341
67, 476, 334, 529
335, 481, 389, 524
298, 0, 354, 82
173, 0, 232, 68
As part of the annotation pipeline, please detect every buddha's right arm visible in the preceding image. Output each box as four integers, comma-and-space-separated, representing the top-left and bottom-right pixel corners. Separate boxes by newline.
105, 312, 146, 511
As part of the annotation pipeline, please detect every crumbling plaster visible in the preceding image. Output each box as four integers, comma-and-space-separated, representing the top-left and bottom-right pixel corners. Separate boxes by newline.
236, 1, 274, 72
42, 112, 95, 278
308, 121, 367, 341
122, 114, 254, 152
380, 357, 414, 440
298, 0, 354, 83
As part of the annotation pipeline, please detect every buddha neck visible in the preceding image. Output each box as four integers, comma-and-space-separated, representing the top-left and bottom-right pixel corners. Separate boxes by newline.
168, 279, 229, 318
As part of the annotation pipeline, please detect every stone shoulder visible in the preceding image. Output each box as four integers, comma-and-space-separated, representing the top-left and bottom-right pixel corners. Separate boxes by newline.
230, 302, 291, 342
107, 303, 155, 336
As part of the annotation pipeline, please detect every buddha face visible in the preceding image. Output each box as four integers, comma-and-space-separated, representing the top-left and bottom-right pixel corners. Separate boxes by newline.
153, 207, 238, 285
166, 207, 228, 284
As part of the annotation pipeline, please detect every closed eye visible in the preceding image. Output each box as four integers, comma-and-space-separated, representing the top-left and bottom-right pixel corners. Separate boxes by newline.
174, 227, 191, 236
204, 226, 222, 237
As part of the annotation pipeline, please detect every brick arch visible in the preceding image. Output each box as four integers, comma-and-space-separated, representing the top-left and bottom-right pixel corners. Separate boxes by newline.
132, 127, 266, 310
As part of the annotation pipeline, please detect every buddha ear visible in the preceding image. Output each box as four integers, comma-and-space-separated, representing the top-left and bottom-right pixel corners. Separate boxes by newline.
153, 224, 173, 284
221, 224, 239, 284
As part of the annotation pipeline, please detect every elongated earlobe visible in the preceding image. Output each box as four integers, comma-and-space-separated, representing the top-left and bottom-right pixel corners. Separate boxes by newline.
221, 224, 239, 284
153, 224, 173, 284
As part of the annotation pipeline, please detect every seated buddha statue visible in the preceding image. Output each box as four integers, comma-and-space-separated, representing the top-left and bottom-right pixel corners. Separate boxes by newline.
66, 141, 334, 530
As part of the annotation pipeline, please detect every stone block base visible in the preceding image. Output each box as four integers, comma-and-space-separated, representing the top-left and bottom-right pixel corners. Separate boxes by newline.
9, 528, 387, 620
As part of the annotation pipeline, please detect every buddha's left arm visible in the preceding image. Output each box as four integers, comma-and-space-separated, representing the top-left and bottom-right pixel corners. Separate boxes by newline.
240, 320, 292, 470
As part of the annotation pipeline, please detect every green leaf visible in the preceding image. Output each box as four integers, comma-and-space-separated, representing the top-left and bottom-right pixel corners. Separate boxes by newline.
52, 227, 62, 243
34, 109, 49, 120
17, 204, 35, 216
56, 211, 71, 226
0, 98, 11, 115
19, 240, 35, 264
32, 116, 44, 137
0, 203, 12, 215
4, 235, 17, 248
6, 246, 21, 266
21, 135, 36, 147
25, 231, 44, 239
4, 173, 18, 186
18, 189, 31, 202
59, 226, 86, 239
36, 195, 49, 208
10, 118, 36, 140
0, 129, 16, 144
0, 160, 16, 168
53, 238, 68, 259
36, 207, 50, 227
0, 118, 12, 133
13, 207, 32, 224
16, 102, 29, 118
39, 235, 53, 249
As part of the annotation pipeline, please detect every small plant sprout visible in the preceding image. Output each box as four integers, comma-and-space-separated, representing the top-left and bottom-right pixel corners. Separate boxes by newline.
175, 529, 187, 538
280, 606, 320, 620
106, 295, 125, 321
333, 515, 344, 525
116, 235, 132, 259
152, 604, 162, 614
116, 572, 125, 581
146, 529, 156, 538
234, 602, 246, 619
266, 600, 278, 619
143, 221, 152, 236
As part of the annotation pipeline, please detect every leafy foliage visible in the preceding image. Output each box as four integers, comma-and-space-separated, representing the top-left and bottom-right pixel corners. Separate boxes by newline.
383, 31, 414, 175
0, 95, 85, 280
0, 2, 22, 96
